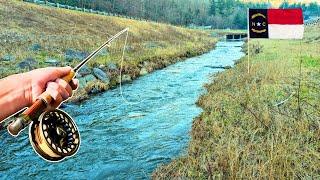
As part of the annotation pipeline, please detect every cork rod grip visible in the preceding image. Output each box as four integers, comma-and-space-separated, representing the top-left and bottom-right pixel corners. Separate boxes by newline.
25, 70, 75, 117
8, 70, 76, 136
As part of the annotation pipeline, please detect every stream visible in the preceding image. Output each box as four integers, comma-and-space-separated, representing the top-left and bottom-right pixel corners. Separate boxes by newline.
0, 41, 244, 179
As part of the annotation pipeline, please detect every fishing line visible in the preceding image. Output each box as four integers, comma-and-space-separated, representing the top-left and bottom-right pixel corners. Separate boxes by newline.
119, 30, 130, 104
118, 30, 147, 105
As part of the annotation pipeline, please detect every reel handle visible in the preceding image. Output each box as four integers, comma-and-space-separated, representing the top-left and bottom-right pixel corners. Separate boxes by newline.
8, 70, 76, 136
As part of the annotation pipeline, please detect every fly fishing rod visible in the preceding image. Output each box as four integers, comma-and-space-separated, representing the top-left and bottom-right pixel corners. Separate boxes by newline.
7, 28, 129, 162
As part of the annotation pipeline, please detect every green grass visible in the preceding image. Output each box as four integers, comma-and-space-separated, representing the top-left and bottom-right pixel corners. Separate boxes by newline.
303, 56, 320, 68
153, 24, 320, 179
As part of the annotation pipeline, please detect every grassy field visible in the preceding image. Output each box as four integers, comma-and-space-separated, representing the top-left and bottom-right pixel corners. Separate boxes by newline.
0, 0, 216, 101
153, 24, 320, 178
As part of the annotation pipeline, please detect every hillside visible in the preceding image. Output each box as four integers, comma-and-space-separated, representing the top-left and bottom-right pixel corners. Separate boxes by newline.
0, 0, 216, 101
153, 24, 320, 178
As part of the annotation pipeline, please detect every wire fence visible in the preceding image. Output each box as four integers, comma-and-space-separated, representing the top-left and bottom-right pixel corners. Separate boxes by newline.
22, 0, 217, 30
22, 0, 164, 25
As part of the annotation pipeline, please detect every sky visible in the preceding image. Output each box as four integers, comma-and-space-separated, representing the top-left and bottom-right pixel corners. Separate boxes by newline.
242, 0, 318, 7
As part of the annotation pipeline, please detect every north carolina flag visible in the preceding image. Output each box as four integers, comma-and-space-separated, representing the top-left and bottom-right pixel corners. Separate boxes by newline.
249, 8, 304, 39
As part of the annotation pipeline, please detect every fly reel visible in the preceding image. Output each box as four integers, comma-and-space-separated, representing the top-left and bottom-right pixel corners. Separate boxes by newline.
29, 109, 80, 162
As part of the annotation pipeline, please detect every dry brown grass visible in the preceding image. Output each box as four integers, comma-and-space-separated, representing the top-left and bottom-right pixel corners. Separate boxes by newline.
0, 0, 216, 78
0, 0, 217, 103
153, 25, 320, 179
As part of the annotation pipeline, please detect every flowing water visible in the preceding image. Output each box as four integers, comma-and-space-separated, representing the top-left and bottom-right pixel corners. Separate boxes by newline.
0, 41, 244, 179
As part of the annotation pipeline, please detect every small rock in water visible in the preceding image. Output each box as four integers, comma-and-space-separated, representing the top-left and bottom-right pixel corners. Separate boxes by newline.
29, 43, 41, 51
17, 57, 37, 70
1, 54, 15, 61
45, 58, 59, 66
167, 69, 181, 74
121, 74, 132, 83
93, 68, 110, 83
205, 65, 232, 69
128, 112, 145, 118
90, 87, 100, 94
139, 68, 148, 76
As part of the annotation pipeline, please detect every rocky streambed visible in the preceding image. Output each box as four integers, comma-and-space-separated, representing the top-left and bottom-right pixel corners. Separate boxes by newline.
66, 46, 215, 103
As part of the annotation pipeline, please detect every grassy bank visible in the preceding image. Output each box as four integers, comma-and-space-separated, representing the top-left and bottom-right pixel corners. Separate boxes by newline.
153, 24, 320, 178
0, 0, 216, 102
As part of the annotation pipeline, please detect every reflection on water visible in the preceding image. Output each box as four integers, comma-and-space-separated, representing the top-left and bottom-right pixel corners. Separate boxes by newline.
0, 41, 244, 179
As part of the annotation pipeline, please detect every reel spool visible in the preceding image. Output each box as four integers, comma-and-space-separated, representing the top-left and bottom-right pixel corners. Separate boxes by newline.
29, 109, 80, 162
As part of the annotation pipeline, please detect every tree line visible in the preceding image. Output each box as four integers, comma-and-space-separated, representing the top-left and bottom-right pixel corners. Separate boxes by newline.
45, 0, 320, 29
279, 2, 320, 19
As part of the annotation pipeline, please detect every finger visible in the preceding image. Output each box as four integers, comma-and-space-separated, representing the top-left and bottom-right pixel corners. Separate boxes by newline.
51, 93, 63, 109
47, 82, 68, 100
46, 66, 72, 81
46, 83, 63, 108
59, 85, 70, 100
45, 95, 63, 111
70, 79, 79, 90
56, 78, 72, 97
46, 82, 60, 100
33, 66, 72, 83
54, 66, 72, 78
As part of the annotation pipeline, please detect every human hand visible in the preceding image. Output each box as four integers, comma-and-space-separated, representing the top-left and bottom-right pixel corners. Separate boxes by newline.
24, 67, 78, 109
0, 66, 78, 121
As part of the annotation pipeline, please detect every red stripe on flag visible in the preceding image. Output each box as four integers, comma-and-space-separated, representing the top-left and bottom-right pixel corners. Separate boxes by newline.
268, 8, 304, 24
